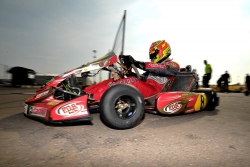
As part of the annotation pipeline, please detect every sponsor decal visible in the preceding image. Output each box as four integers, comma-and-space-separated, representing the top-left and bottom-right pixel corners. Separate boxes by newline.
36, 90, 49, 99
99, 61, 104, 67
57, 103, 87, 117
23, 103, 28, 114
46, 101, 60, 106
108, 77, 138, 87
194, 93, 206, 111
29, 106, 47, 117
148, 63, 165, 69
164, 101, 182, 114
200, 94, 205, 110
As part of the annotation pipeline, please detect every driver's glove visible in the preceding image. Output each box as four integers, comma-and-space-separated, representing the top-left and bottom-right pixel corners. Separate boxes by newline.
125, 55, 145, 70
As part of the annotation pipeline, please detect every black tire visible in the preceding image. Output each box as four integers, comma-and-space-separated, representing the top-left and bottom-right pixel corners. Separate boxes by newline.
100, 84, 145, 130
194, 88, 219, 111
244, 91, 249, 96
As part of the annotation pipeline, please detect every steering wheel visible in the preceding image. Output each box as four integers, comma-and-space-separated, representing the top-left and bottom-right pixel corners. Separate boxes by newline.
118, 55, 141, 80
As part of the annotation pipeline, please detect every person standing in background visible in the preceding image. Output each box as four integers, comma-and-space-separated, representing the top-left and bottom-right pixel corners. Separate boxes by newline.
203, 60, 212, 88
245, 74, 250, 92
223, 71, 231, 92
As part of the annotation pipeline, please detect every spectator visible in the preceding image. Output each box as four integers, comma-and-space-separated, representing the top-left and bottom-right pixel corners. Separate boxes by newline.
222, 71, 230, 92
203, 60, 212, 88
217, 75, 223, 91
246, 74, 250, 91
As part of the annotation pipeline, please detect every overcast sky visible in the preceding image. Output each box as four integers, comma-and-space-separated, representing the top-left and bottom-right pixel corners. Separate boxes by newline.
0, 0, 250, 85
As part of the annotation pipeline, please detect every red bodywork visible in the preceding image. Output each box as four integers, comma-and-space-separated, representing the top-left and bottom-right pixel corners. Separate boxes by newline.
24, 52, 206, 123
24, 87, 91, 122
155, 92, 206, 115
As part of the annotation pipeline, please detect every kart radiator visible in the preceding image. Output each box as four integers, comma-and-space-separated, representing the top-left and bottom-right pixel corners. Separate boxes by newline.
167, 72, 196, 92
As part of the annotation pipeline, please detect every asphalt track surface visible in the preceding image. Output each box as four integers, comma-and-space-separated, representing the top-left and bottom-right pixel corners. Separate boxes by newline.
0, 87, 250, 167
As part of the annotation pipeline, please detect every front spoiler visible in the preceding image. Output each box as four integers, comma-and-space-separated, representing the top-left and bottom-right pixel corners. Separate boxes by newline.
24, 113, 93, 125
24, 94, 92, 123
49, 116, 93, 124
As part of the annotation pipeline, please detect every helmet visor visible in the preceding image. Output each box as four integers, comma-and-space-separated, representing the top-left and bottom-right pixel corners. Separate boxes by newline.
149, 49, 159, 60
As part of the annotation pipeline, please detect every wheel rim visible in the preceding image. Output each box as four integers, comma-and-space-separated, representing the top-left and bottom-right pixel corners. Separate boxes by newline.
114, 95, 137, 119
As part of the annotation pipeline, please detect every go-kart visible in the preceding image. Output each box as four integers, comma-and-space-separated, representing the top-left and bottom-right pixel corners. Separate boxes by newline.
24, 51, 219, 129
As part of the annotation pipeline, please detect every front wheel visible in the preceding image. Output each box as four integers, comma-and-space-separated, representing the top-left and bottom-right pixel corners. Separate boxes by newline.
100, 84, 145, 130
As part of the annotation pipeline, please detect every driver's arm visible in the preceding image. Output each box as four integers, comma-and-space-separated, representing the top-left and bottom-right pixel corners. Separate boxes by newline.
143, 62, 180, 76
122, 55, 145, 70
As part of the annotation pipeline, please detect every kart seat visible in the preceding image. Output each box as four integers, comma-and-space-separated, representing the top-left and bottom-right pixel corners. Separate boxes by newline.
167, 71, 198, 92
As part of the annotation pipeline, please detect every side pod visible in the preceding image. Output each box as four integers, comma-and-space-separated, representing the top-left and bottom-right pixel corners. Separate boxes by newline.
155, 92, 207, 115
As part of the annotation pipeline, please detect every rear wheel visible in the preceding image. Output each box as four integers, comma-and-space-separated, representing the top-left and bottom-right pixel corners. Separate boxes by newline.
244, 91, 249, 96
100, 84, 144, 130
194, 88, 219, 111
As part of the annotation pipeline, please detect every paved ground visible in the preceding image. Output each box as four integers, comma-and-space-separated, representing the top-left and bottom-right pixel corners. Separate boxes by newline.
0, 86, 250, 167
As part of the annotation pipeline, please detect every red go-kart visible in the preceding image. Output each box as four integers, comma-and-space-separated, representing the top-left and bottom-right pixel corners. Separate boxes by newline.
24, 51, 219, 129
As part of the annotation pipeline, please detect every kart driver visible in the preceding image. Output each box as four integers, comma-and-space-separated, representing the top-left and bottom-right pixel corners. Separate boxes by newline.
127, 39, 180, 95
84, 40, 180, 99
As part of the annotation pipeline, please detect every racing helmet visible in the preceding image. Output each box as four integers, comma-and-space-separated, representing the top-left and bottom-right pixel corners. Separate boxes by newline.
149, 40, 171, 63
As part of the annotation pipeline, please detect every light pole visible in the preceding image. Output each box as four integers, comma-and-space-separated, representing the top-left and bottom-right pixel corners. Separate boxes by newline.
93, 50, 97, 59
93, 50, 97, 83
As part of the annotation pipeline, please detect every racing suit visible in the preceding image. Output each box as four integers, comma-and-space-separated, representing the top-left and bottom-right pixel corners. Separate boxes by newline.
136, 59, 180, 97
84, 59, 180, 100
